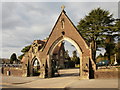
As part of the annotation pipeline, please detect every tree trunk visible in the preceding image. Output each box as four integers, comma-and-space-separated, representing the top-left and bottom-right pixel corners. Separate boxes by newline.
91, 40, 96, 63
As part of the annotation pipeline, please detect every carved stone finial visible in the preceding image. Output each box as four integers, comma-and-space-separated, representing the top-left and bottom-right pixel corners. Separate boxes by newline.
61, 5, 65, 11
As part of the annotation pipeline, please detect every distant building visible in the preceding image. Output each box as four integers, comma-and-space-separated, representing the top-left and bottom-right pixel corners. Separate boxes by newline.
0, 58, 10, 64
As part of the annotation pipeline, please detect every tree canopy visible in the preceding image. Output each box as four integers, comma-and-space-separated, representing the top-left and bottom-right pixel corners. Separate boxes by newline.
77, 8, 118, 63
71, 50, 80, 64
77, 8, 114, 43
18, 45, 31, 60
10, 53, 18, 64
21, 45, 31, 53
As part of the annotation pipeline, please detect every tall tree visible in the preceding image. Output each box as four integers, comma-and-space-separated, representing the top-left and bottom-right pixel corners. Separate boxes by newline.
103, 19, 120, 63
72, 50, 77, 57
114, 19, 120, 41
104, 35, 115, 63
64, 50, 70, 60
21, 45, 31, 53
115, 41, 120, 64
77, 8, 115, 63
71, 50, 80, 64
10, 53, 18, 64
113, 19, 120, 64
18, 45, 31, 60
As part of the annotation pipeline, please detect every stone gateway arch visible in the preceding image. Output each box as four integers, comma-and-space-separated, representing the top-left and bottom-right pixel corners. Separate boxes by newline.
21, 7, 96, 79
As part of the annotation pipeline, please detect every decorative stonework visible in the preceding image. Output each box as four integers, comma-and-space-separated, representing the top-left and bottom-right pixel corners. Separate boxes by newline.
21, 7, 96, 79
61, 18, 65, 29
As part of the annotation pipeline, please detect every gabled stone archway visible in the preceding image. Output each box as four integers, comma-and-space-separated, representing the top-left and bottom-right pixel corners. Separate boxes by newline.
22, 7, 96, 79
43, 9, 96, 79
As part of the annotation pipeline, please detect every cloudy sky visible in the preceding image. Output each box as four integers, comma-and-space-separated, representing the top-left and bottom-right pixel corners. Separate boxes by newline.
1, 2, 119, 58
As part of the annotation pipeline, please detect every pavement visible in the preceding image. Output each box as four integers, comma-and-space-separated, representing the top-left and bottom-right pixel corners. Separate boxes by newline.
0, 68, 119, 89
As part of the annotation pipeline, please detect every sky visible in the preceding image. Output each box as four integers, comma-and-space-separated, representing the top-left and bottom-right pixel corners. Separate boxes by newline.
1, 2, 119, 59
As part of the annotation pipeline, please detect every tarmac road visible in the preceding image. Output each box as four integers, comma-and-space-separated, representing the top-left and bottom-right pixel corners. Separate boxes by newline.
0, 68, 119, 89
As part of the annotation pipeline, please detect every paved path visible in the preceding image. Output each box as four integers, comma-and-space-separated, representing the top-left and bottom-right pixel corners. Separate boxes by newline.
0, 68, 119, 89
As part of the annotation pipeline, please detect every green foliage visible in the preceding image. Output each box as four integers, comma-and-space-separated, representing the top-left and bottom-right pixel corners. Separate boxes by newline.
64, 50, 70, 60
114, 19, 120, 40
21, 45, 31, 53
18, 45, 31, 60
71, 57, 80, 64
71, 50, 80, 64
99, 53, 103, 57
96, 54, 104, 63
115, 19, 120, 28
115, 41, 120, 64
44, 37, 49, 40
77, 8, 116, 63
18, 54, 24, 60
72, 50, 77, 57
104, 35, 115, 62
77, 8, 114, 42
10, 53, 18, 64
101, 19, 120, 64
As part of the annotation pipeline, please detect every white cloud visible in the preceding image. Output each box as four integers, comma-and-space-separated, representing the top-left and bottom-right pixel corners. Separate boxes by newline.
65, 2, 118, 25
1, 2, 118, 58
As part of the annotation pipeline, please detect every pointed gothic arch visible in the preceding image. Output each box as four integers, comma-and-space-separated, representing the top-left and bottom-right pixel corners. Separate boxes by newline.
43, 10, 96, 79
48, 36, 82, 77
31, 57, 41, 76
22, 8, 96, 79
48, 36, 83, 56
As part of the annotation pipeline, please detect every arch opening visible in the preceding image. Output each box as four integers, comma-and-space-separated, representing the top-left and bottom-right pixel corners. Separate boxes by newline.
32, 58, 40, 76
49, 37, 83, 77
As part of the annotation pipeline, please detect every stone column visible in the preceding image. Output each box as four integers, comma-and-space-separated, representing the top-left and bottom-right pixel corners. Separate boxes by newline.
22, 64, 27, 77
80, 55, 89, 79
39, 65, 45, 78
47, 55, 52, 78
59, 58, 65, 68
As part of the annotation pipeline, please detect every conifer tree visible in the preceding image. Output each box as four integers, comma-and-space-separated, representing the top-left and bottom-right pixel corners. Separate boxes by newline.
77, 8, 115, 63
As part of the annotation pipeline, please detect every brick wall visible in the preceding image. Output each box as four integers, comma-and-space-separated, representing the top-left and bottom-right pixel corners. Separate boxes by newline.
95, 68, 119, 79
1, 67, 27, 77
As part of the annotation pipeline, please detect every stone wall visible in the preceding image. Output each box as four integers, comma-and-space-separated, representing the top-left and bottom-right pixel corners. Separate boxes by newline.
95, 68, 119, 79
1, 67, 27, 77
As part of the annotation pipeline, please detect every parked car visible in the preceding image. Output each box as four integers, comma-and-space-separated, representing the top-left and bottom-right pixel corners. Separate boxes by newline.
96, 60, 110, 66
